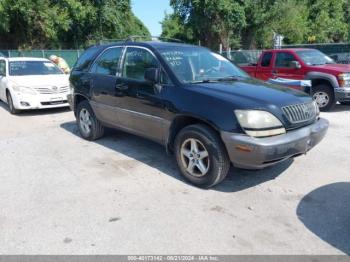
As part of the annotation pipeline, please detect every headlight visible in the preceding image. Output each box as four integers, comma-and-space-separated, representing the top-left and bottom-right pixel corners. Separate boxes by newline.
13, 86, 37, 95
338, 73, 350, 87
235, 110, 286, 138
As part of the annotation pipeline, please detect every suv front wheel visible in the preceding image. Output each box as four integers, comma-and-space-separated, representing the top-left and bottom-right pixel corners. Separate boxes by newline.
174, 124, 230, 188
76, 100, 104, 141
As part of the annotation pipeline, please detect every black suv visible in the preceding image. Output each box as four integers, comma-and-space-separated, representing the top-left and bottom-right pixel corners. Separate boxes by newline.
68, 40, 329, 188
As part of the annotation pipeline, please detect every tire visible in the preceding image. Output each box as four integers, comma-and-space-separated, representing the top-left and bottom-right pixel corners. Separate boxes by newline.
340, 101, 350, 106
6, 92, 20, 114
174, 124, 230, 188
76, 100, 104, 141
312, 84, 335, 112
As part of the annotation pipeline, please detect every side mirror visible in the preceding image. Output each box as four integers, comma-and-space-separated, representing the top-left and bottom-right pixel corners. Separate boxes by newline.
144, 68, 159, 84
290, 61, 301, 69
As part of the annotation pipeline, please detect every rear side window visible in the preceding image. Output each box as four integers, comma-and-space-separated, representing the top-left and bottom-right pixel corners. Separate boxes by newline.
261, 52, 272, 67
73, 46, 102, 72
91, 47, 123, 76
275, 52, 297, 68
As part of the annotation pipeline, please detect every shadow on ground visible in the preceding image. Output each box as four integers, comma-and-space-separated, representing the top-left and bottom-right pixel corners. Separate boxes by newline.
0, 100, 71, 116
61, 121, 293, 192
297, 182, 350, 255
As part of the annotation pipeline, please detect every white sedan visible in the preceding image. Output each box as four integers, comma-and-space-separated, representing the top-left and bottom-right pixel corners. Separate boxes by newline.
0, 57, 70, 114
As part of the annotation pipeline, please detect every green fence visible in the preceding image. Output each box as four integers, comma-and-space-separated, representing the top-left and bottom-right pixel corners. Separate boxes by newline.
0, 50, 82, 68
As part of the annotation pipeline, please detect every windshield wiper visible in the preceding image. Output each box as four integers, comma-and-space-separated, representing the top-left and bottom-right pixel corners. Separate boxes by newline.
191, 75, 242, 84
217, 76, 241, 82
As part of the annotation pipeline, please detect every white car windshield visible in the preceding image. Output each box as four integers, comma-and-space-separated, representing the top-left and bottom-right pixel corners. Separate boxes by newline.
9, 61, 63, 76
159, 47, 248, 84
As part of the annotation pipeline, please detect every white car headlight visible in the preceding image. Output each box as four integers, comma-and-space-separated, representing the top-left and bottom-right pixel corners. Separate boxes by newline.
235, 110, 286, 138
13, 86, 37, 95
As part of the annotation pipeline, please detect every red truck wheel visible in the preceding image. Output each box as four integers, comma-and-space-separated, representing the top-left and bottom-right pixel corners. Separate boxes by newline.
312, 84, 335, 112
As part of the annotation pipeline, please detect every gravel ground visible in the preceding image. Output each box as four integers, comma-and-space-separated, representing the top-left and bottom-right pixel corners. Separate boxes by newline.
0, 101, 349, 255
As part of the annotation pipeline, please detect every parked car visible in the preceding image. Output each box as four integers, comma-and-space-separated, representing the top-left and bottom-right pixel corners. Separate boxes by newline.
0, 57, 70, 114
68, 41, 329, 188
240, 48, 350, 111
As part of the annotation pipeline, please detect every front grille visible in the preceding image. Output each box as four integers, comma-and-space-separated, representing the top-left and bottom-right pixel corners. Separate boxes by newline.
34, 86, 69, 95
41, 100, 68, 105
282, 102, 317, 124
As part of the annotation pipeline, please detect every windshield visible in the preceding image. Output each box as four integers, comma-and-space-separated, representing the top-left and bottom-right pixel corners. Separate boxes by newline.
9, 61, 63, 76
159, 47, 248, 83
296, 50, 335, 66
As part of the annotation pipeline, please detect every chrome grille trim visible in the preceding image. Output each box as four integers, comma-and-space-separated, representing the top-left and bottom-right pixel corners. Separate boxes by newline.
282, 102, 317, 124
34, 86, 69, 95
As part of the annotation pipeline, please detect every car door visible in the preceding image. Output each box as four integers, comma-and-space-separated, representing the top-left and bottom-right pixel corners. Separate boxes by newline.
115, 46, 170, 143
89, 46, 124, 125
0, 59, 7, 101
273, 51, 304, 80
255, 52, 274, 80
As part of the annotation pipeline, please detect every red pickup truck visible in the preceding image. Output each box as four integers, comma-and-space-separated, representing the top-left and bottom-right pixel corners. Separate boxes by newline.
240, 48, 350, 111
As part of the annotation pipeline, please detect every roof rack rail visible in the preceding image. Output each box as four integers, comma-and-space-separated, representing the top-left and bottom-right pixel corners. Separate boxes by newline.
98, 36, 185, 45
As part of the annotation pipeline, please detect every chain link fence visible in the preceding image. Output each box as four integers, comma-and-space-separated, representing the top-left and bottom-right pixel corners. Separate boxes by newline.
0, 50, 82, 68
1, 43, 349, 68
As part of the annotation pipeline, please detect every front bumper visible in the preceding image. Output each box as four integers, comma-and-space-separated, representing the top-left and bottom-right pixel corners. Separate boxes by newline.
221, 118, 329, 169
12, 92, 70, 110
335, 87, 350, 102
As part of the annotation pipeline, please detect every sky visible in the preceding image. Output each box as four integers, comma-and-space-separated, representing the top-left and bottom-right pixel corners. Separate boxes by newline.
131, 0, 173, 36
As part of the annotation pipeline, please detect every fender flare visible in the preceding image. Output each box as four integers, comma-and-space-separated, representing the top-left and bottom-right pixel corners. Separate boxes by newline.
305, 72, 339, 93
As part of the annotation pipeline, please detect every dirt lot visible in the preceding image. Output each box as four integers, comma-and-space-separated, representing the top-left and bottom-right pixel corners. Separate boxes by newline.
0, 101, 349, 255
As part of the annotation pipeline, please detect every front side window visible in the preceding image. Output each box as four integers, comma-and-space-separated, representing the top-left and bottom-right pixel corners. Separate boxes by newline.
0, 61, 6, 76
9, 61, 63, 76
91, 47, 123, 76
275, 52, 297, 68
122, 47, 159, 81
159, 46, 248, 84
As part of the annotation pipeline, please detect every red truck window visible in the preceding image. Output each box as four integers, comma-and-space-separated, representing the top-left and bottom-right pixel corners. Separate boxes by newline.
261, 52, 273, 67
275, 52, 297, 68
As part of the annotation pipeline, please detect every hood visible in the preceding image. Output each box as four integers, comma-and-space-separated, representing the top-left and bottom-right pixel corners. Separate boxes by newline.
9, 74, 69, 88
308, 64, 350, 74
186, 78, 311, 110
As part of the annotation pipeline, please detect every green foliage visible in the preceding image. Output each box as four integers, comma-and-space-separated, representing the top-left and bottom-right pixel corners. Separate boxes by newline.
170, 0, 246, 49
161, 12, 194, 43
163, 0, 350, 50
0, 0, 150, 49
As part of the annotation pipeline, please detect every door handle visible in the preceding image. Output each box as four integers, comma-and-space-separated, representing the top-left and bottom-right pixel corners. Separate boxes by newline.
115, 83, 128, 91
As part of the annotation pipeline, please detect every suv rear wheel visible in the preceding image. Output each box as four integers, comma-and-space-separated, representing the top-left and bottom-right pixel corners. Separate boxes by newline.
312, 84, 335, 112
76, 100, 104, 141
174, 124, 230, 188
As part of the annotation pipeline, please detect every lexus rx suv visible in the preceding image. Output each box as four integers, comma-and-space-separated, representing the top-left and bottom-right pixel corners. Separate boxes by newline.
68, 40, 329, 188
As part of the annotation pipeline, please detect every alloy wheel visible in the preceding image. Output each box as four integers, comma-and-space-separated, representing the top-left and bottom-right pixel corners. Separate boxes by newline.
79, 108, 92, 135
180, 138, 210, 177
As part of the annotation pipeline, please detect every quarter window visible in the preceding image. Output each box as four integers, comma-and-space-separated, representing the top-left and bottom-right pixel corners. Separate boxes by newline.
0, 60, 6, 76
122, 47, 159, 81
91, 47, 122, 76
275, 52, 297, 68
261, 52, 272, 67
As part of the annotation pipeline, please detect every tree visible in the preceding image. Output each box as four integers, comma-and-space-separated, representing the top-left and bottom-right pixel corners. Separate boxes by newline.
160, 12, 194, 43
306, 0, 348, 43
242, 0, 309, 49
170, 0, 246, 50
0, 0, 150, 49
